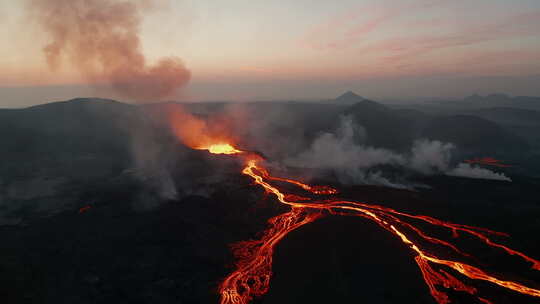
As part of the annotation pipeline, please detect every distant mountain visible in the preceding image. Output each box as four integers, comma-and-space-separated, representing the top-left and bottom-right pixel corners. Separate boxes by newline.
420, 115, 528, 153
344, 98, 414, 150
464, 93, 512, 104
0, 98, 138, 160
343, 97, 529, 153
448, 94, 540, 110
334, 91, 374, 106
336, 91, 363, 102
460, 107, 540, 127
457, 107, 540, 151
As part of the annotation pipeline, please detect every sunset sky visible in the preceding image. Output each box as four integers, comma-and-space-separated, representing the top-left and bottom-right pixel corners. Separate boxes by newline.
1, 0, 540, 107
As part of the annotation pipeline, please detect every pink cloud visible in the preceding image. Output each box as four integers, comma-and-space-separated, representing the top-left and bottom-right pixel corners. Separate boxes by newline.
383, 49, 540, 78
302, 0, 540, 62
301, 0, 450, 50
375, 10, 540, 65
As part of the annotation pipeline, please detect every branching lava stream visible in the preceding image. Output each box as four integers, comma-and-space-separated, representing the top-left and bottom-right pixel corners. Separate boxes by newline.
197, 145, 539, 304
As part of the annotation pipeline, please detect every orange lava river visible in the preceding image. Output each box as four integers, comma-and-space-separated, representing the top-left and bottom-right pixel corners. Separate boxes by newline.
198, 145, 539, 304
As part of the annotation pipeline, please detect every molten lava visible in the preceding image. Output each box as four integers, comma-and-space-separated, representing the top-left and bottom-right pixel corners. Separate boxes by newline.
199, 143, 243, 155
219, 208, 320, 304
78, 205, 92, 214
465, 157, 512, 168
201, 143, 539, 304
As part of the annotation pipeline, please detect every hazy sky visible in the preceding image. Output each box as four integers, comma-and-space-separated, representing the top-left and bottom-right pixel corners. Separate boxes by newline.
1, 0, 540, 107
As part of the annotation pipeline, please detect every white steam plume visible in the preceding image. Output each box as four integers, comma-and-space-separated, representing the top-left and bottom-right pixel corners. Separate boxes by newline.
447, 163, 512, 182
409, 140, 454, 174
286, 116, 511, 186
285, 116, 406, 185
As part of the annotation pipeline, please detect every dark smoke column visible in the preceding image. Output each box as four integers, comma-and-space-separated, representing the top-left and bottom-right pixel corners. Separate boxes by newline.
28, 0, 191, 101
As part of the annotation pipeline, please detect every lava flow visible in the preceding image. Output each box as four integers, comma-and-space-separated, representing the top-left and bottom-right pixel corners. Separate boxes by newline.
464, 157, 512, 168
199, 144, 539, 304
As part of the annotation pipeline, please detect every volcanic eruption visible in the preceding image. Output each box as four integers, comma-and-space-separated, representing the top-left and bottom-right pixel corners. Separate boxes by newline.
4, 1, 539, 303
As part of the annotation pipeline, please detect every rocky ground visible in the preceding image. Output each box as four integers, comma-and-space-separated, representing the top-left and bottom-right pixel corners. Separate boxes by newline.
1, 164, 539, 304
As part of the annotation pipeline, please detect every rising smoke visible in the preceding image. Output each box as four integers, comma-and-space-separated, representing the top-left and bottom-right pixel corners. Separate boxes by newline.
27, 0, 193, 203
163, 103, 239, 150
285, 116, 406, 186
128, 103, 242, 202
130, 116, 178, 202
28, 0, 191, 101
285, 116, 511, 186
409, 140, 454, 174
448, 163, 512, 182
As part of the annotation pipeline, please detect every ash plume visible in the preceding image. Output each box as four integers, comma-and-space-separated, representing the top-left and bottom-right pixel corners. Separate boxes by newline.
28, 0, 191, 101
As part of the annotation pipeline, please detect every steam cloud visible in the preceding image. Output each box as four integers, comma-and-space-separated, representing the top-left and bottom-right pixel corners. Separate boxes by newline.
409, 140, 454, 174
285, 116, 406, 186
286, 116, 511, 186
28, 0, 191, 100
408, 140, 510, 182
130, 119, 178, 201
448, 163, 512, 182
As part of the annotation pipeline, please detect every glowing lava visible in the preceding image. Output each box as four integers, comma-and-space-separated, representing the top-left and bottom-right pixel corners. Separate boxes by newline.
199, 143, 243, 155
203, 144, 539, 304
256, 165, 338, 195
465, 157, 512, 168
78, 205, 91, 214
219, 208, 320, 304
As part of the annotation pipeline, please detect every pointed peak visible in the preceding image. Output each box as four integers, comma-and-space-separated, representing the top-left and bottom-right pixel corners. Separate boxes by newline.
335, 91, 366, 104
335, 91, 387, 111
337, 91, 363, 100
